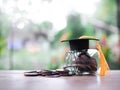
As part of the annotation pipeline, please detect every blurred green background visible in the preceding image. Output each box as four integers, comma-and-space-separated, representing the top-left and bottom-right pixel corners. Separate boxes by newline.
0, 0, 120, 70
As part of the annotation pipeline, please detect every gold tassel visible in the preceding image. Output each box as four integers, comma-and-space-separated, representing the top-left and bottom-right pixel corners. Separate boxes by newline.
96, 42, 110, 76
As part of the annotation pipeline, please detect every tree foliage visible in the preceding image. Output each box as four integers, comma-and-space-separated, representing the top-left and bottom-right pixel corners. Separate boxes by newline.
95, 0, 117, 26
51, 12, 86, 48
0, 11, 11, 57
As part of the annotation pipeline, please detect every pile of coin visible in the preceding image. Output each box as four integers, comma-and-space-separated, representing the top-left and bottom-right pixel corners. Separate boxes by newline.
24, 69, 71, 77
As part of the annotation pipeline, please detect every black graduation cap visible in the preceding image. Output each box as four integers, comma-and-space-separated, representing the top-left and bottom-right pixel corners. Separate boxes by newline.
61, 36, 99, 52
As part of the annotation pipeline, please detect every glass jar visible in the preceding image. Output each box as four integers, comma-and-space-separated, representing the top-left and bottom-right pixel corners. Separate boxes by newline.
64, 49, 99, 75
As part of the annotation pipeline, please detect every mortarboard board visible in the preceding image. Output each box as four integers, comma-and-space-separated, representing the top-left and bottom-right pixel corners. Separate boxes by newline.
61, 36, 99, 52
61, 35, 109, 76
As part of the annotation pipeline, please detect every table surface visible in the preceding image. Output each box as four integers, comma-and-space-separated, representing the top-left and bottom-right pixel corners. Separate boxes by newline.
0, 70, 120, 90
